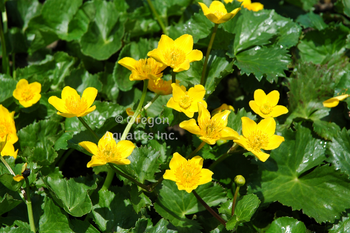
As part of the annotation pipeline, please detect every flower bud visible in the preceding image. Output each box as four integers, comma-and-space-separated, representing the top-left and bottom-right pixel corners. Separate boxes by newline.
234, 175, 245, 187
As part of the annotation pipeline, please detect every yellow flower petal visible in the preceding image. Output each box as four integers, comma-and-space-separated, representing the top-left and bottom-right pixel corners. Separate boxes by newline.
198, 168, 213, 185
254, 89, 267, 106
116, 140, 135, 159
13, 175, 24, 182
79, 141, 99, 155
174, 34, 193, 54
257, 118, 276, 137
199, 1, 240, 24
169, 152, 187, 170
190, 156, 204, 168
61, 86, 79, 101
13, 79, 41, 108
1, 142, 18, 159
87, 156, 107, 168
157, 34, 175, 52
210, 1, 228, 14
179, 119, 201, 135
48, 96, 68, 113
82, 87, 98, 108
250, 89, 288, 118
323, 94, 349, 108
270, 105, 289, 118
117, 57, 138, 71
264, 135, 285, 150
266, 90, 280, 107
163, 169, 177, 181
187, 50, 204, 63
197, 102, 211, 128
220, 127, 240, 140
241, 117, 257, 138
251, 150, 270, 162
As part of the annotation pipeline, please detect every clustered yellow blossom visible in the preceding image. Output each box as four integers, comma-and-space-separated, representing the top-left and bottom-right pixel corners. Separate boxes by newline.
166, 84, 207, 118
163, 152, 213, 193
180, 102, 239, 145
12, 79, 41, 108
249, 89, 288, 118
212, 103, 234, 115
199, 1, 241, 24
79, 131, 135, 167
48, 86, 98, 118
0, 105, 18, 159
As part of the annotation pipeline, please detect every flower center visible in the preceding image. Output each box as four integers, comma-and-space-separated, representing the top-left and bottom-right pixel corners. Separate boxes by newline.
21, 88, 35, 101
135, 58, 163, 80
213, 10, 225, 19
164, 48, 186, 68
179, 95, 193, 109
203, 120, 221, 139
0, 121, 11, 139
65, 95, 88, 115
175, 161, 201, 189
99, 143, 117, 159
260, 103, 272, 115
247, 130, 269, 152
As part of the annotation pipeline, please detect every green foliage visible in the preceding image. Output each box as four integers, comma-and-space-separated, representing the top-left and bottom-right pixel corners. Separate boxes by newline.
2, 0, 350, 232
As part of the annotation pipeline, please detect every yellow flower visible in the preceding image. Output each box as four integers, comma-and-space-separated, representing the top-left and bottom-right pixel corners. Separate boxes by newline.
199, 1, 241, 24
323, 94, 349, 108
234, 117, 284, 162
48, 86, 98, 118
147, 34, 203, 72
79, 131, 135, 167
180, 102, 239, 145
12, 79, 41, 108
238, 0, 264, 11
212, 103, 234, 115
118, 57, 167, 81
166, 84, 207, 118
148, 78, 177, 95
163, 152, 213, 193
249, 89, 288, 118
0, 105, 18, 159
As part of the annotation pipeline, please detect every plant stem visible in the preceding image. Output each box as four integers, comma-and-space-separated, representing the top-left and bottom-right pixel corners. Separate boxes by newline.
100, 166, 115, 191
109, 164, 150, 191
193, 190, 226, 226
12, 53, 16, 79
186, 141, 206, 159
146, 0, 168, 35
143, 94, 160, 111
25, 177, 36, 233
232, 185, 240, 216
171, 70, 176, 83
200, 24, 218, 86
121, 80, 148, 141
78, 117, 99, 142
208, 143, 241, 170
0, 11, 10, 75
0, 155, 15, 176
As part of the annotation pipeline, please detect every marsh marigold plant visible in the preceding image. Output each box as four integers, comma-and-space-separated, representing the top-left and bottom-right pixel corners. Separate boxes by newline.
0, 105, 18, 158
49, 86, 98, 118
79, 131, 135, 167
167, 84, 207, 118
13, 79, 41, 108
118, 57, 167, 81
163, 152, 213, 193
234, 117, 284, 162
147, 34, 203, 72
249, 89, 288, 118
180, 102, 239, 145
199, 1, 241, 24
224, 0, 264, 11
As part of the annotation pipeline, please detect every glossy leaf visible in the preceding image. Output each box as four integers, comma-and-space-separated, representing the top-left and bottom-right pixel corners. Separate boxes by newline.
329, 217, 350, 233
296, 12, 327, 30
248, 124, 350, 223
0, 74, 17, 103
265, 217, 307, 233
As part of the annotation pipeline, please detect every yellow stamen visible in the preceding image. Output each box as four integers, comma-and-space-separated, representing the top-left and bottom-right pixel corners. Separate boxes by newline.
259, 103, 272, 115
164, 48, 186, 68
65, 96, 88, 115
247, 130, 269, 152
175, 161, 202, 189
179, 95, 193, 109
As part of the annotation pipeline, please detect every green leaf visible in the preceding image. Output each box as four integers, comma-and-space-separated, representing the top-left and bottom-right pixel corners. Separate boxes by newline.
99, 64, 119, 102
334, 0, 350, 18
296, 12, 328, 30
327, 128, 350, 178
248, 124, 350, 223
129, 185, 152, 214
285, 0, 318, 11
177, 50, 233, 95
225, 194, 261, 230
27, 0, 85, 41
297, 24, 350, 64
0, 191, 22, 216
39, 196, 73, 233
265, 217, 307, 233
0, 174, 22, 192
64, 68, 103, 93
91, 188, 139, 232
0, 226, 31, 233
43, 175, 97, 217
7, 0, 42, 30
118, 146, 161, 183
0, 74, 17, 103
80, 0, 125, 60
233, 46, 291, 82
18, 119, 61, 166
329, 217, 350, 233
312, 120, 340, 140
154, 180, 226, 231
112, 38, 156, 92
70, 219, 100, 233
